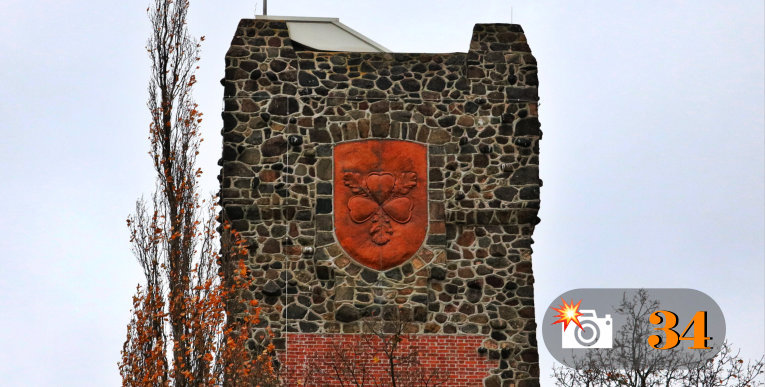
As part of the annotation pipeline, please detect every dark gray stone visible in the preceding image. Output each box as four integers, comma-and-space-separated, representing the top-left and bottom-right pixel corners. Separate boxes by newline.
263, 281, 281, 296
519, 186, 540, 200
510, 166, 539, 185
285, 304, 307, 319
430, 266, 447, 281
299, 321, 319, 332
514, 137, 532, 147
360, 269, 378, 283
466, 288, 482, 303
298, 71, 319, 86
401, 78, 420, 92
222, 162, 255, 177
495, 186, 517, 201
261, 136, 287, 157
376, 77, 392, 90
517, 286, 534, 298
267, 96, 298, 115
351, 78, 374, 89
437, 115, 456, 127
335, 304, 360, 322
514, 117, 541, 136
426, 77, 446, 92
385, 268, 403, 281
316, 198, 332, 214
487, 256, 510, 268
506, 87, 538, 101
269, 59, 287, 72
518, 379, 540, 387
316, 266, 333, 281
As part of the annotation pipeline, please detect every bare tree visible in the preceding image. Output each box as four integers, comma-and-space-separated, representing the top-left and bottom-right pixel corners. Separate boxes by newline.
682, 343, 765, 387
286, 311, 451, 386
119, 0, 275, 385
552, 290, 765, 387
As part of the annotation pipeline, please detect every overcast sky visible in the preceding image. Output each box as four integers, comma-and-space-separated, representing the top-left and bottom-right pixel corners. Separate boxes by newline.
0, 1, 762, 385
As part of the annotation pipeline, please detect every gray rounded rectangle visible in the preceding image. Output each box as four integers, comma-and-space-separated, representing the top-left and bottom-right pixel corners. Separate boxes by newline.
542, 288, 726, 369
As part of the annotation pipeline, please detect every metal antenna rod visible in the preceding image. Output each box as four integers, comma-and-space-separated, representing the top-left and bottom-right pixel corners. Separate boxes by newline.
263, 0, 267, 15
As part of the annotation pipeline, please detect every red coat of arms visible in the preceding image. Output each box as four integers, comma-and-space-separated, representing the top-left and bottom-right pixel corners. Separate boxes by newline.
334, 140, 428, 271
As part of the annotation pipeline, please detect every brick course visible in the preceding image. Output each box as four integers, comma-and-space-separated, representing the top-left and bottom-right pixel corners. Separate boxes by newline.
282, 334, 494, 386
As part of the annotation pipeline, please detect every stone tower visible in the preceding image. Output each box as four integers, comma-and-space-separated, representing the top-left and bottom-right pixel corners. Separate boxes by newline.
219, 16, 541, 386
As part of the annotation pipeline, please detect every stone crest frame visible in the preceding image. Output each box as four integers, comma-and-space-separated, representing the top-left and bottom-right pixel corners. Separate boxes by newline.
331, 139, 437, 272
314, 137, 448, 323
316, 139, 446, 278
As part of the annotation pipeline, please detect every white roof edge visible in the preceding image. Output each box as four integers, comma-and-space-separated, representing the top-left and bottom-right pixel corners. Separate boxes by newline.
331, 19, 389, 52
256, 15, 339, 22
254, 15, 389, 52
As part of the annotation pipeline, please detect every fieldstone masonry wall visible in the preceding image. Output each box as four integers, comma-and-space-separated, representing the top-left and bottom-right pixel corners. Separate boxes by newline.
219, 19, 542, 386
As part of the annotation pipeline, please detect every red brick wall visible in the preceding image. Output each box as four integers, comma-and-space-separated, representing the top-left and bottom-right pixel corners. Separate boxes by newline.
280, 333, 496, 386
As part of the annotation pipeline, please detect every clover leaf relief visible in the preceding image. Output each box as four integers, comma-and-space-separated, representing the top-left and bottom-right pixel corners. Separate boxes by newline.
343, 171, 417, 245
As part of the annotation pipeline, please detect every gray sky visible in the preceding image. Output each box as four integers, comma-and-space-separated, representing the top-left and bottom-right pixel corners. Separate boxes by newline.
0, 1, 762, 385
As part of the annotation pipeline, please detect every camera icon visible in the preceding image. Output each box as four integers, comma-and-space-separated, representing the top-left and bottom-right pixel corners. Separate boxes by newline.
561, 309, 613, 349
